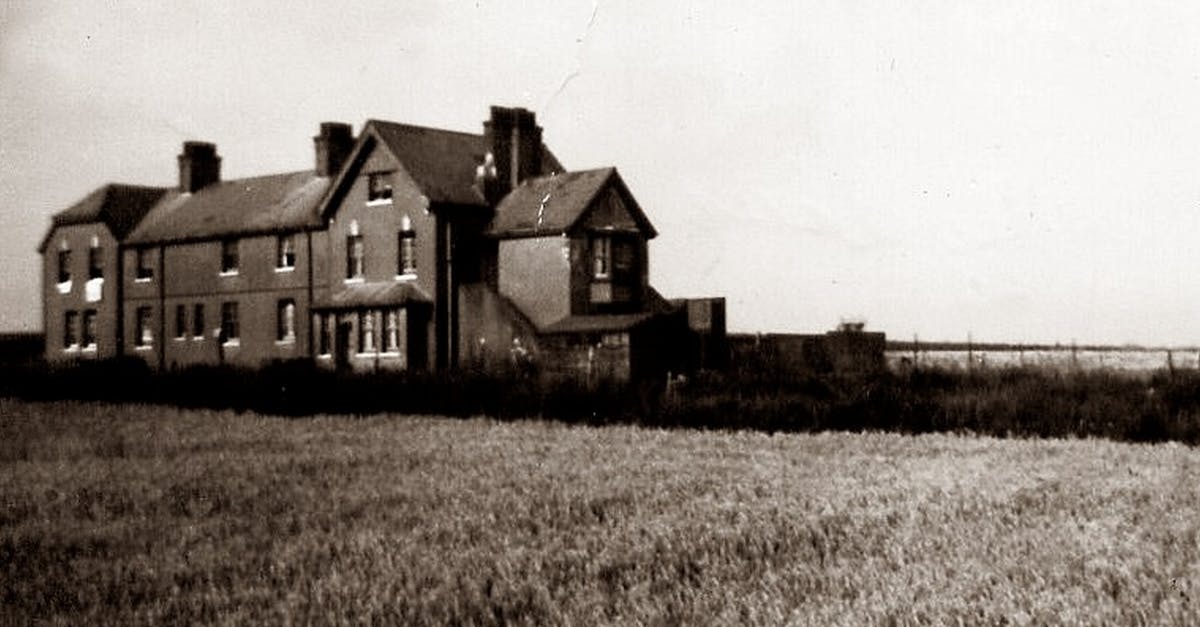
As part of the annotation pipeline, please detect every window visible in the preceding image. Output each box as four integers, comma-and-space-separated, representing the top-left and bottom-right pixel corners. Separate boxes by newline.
220, 302, 239, 343
88, 246, 103, 280
220, 240, 239, 274
385, 310, 400, 352
367, 172, 393, 203
358, 310, 375, 353
175, 304, 187, 339
82, 311, 97, 349
318, 314, 331, 356
136, 248, 153, 281
193, 304, 205, 339
346, 234, 364, 279
63, 311, 78, 348
135, 306, 153, 347
277, 299, 296, 342
277, 234, 296, 270
57, 249, 71, 284
592, 236, 611, 279
398, 230, 416, 276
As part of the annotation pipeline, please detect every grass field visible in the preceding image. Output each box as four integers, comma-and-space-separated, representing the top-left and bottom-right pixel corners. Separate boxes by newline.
2, 398, 1199, 625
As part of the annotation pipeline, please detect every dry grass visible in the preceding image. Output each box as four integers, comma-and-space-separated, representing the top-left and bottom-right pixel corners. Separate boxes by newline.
2, 398, 1199, 625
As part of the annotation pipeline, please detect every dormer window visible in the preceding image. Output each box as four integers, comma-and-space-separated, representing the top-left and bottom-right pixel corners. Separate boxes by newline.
589, 234, 639, 307
592, 236, 611, 279
220, 239, 239, 275
276, 234, 296, 270
367, 172, 393, 204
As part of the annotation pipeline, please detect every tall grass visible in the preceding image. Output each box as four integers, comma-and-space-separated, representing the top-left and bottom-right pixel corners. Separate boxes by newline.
2, 399, 1199, 624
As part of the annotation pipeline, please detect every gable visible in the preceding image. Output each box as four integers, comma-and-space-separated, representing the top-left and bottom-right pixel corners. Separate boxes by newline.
577, 187, 641, 232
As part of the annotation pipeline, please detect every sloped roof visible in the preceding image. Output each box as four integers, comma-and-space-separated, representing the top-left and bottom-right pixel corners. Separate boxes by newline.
38, 184, 168, 252
322, 120, 565, 217
126, 171, 328, 245
540, 312, 658, 334
313, 281, 433, 310
369, 121, 490, 207
486, 168, 616, 238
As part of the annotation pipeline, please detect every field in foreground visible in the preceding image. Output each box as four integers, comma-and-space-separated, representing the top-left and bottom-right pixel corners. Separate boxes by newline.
2, 399, 1199, 625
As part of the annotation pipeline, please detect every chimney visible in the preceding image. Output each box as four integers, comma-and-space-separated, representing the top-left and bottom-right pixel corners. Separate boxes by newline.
482, 106, 543, 202
314, 122, 354, 177
178, 141, 221, 193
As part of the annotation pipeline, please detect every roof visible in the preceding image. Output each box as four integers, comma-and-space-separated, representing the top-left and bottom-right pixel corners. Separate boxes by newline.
540, 312, 658, 334
126, 171, 329, 245
369, 121, 491, 207
321, 120, 565, 217
486, 168, 616, 238
38, 184, 168, 252
313, 281, 433, 310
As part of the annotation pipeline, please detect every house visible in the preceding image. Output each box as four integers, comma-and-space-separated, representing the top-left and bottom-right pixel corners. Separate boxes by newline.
38, 106, 726, 384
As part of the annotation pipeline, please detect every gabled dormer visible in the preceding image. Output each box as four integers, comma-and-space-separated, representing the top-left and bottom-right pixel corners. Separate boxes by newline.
485, 168, 656, 327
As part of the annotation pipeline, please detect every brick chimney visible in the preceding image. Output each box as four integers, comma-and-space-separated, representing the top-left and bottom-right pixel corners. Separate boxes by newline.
482, 106, 542, 202
314, 122, 354, 177
178, 141, 221, 193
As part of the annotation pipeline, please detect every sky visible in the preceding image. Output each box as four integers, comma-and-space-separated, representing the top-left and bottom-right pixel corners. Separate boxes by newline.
3, 1, 1200, 346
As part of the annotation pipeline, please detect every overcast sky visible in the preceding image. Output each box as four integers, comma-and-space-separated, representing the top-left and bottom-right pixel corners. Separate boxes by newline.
4, 1, 1200, 346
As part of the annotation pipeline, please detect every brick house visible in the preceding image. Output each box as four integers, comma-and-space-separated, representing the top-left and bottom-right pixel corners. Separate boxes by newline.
38, 107, 725, 384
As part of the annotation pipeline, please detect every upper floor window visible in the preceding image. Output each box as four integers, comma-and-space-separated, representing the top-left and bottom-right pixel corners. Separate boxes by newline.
277, 299, 296, 342
135, 306, 153, 347
277, 234, 296, 270
346, 234, 364, 280
220, 302, 239, 344
88, 246, 103, 280
220, 239, 239, 275
398, 229, 417, 277
175, 304, 187, 339
82, 310, 97, 350
57, 249, 71, 284
63, 311, 78, 349
136, 248, 154, 281
367, 172, 393, 203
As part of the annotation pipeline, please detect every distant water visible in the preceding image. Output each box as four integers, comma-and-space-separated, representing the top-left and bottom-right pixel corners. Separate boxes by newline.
885, 349, 1200, 373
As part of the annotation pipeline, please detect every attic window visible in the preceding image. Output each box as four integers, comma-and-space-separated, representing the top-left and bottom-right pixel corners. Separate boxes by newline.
367, 172, 393, 204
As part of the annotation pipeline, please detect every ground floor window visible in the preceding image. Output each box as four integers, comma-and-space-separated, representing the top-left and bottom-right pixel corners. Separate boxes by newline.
317, 314, 331, 355
358, 310, 375, 353
63, 311, 77, 349
277, 299, 296, 342
135, 306, 153, 347
384, 309, 400, 352
193, 304, 205, 339
82, 310, 97, 349
220, 302, 239, 343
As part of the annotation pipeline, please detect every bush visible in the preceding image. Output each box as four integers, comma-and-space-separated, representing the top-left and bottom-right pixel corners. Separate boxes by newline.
6, 360, 1200, 444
